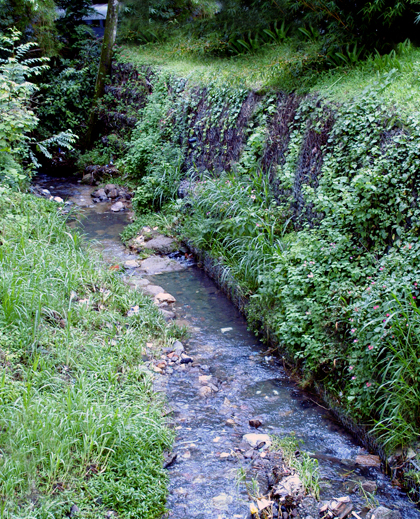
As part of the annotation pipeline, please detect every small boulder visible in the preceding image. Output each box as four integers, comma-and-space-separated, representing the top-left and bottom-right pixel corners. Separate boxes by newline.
198, 386, 213, 397
154, 292, 176, 304
249, 418, 263, 429
110, 201, 124, 212
319, 497, 353, 519
159, 309, 176, 321
273, 475, 303, 500
124, 259, 139, 269
91, 188, 107, 201
173, 340, 184, 354
366, 506, 402, 519
243, 433, 271, 449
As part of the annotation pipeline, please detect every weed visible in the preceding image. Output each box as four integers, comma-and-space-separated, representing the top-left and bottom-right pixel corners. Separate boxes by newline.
0, 190, 173, 518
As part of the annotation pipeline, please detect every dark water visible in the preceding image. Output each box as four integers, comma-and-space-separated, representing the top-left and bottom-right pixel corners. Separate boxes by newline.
34, 174, 420, 519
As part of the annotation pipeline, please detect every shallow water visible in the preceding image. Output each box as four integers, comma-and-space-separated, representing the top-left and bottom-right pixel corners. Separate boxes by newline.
34, 173, 420, 519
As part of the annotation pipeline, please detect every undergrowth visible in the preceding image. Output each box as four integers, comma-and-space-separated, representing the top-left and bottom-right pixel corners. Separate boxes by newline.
117, 61, 420, 453
0, 189, 174, 518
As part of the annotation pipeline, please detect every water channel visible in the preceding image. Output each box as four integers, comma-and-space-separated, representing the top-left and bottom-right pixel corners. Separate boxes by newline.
34, 173, 420, 519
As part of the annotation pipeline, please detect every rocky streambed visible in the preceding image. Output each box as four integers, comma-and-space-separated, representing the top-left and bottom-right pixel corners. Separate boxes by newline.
32, 173, 420, 519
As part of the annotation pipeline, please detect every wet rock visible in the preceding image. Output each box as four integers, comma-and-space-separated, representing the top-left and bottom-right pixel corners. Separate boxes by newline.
244, 449, 255, 459
180, 356, 193, 364
173, 340, 184, 354
163, 451, 177, 468
159, 309, 176, 321
249, 418, 263, 429
361, 480, 377, 493
273, 475, 303, 501
91, 188, 107, 201
319, 497, 353, 519
142, 284, 165, 296
142, 235, 177, 254
155, 292, 176, 305
124, 259, 139, 268
198, 385, 213, 397
110, 201, 124, 212
104, 184, 119, 198
139, 255, 185, 275
243, 433, 272, 449
212, 493, 233, 510
366, 507, 402, 519
355, 454, 381, 467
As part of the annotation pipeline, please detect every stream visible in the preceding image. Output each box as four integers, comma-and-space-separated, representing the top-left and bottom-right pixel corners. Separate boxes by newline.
34, 173, 420, 519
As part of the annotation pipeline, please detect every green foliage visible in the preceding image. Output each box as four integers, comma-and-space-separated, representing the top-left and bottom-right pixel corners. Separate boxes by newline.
35, 26, 100, 141
271, 434, 320, 499
0, 0, 61, 56
160, 71, 420, 451
0, 190, 173, 518
0, 29, 76, 186
118, 73, 184, 211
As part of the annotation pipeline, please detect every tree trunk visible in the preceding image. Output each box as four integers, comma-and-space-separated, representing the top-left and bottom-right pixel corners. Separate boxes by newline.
85, 0, 119, 146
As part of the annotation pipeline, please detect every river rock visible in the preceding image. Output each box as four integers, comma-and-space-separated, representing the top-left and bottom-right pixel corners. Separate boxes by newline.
142, 235, 177, 254
273, 475, 303, 501
154, 292, 176, 304
366, 507, 402, 519
361, 480, 377, 493
199, 375, 212, 385
212, 493, 233, 510
143, 284, 165, 296
91, 188, 107, 201
53, 196, 64, 203
319, 497, 353, 519
159, 309, 176, 321
139, 255, 185, 275
124, 259, 139, 268
249, 418, 263, 428
198, 385, 213, 397
110, 201, 124, 212
243, 433, 271, 448
173, 340, 184, 354
355, 454, 381, 467
104, 184, 119, 198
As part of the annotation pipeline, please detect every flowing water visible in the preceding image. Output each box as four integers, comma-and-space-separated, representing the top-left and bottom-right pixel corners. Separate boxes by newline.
34, 173, 420, 519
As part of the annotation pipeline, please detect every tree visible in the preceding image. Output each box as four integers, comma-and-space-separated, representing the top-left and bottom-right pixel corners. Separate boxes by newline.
86, 0, 119, 145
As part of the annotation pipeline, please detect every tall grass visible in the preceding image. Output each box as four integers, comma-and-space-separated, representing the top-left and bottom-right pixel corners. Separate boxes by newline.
0, 190, 173, 518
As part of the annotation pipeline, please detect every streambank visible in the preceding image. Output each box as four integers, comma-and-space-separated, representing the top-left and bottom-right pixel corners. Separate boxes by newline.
92, 60, 420, 468
0, 184, 174, 518
184, 241, 420, 502
31, 174, 420, 518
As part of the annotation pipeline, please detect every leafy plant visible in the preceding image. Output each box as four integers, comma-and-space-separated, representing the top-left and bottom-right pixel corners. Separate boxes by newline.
0, 29, 76, 186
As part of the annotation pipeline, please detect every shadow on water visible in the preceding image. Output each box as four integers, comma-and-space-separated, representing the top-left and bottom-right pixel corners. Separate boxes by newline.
33, 173, 420, 519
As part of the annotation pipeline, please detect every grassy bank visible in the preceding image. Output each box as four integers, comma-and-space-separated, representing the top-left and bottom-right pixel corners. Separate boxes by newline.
109, 57, 420, 465
0, 189, 173, 518
117, 38, 420, 111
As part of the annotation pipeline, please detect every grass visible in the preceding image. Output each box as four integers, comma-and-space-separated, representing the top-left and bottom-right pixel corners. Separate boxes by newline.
117, 37, 420, 112
0, 188, 175, 518
270, 434, 320, 500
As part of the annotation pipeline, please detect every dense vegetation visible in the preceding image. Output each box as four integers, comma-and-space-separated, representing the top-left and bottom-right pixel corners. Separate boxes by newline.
115, 61, 420, 454
2, 0, 420, 513
0, 191, 174, 517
